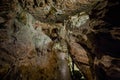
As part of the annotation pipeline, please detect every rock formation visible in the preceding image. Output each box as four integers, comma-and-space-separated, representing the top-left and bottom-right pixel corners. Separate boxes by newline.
0, 0, 120, 80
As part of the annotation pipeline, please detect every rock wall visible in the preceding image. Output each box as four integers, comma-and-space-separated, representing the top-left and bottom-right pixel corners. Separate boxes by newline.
0, 0, 69, 80
0, 0, 120, 80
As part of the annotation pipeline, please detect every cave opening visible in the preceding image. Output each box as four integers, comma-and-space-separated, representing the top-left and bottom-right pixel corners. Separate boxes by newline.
103, 0, 120, 26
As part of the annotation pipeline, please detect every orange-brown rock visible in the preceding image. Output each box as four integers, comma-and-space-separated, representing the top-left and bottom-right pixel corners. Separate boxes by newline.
0, 0, 120, 80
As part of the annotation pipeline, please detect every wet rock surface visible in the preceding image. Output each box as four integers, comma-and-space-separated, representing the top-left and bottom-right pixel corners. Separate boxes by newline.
0, 0, 120, 80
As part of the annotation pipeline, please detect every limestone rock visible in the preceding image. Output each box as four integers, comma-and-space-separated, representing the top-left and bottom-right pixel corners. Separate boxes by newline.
18, 0, 96, 23
0, 0, 120, 80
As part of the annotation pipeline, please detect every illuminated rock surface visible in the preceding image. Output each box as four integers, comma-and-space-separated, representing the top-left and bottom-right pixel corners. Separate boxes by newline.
0, 0, 120, 80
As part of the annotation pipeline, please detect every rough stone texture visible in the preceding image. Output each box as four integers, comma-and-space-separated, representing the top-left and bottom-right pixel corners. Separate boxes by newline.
66, 0, 120, 80
18, 0, 95, 23
89, 0, 120, 80
0, 0, 70, 80
69, 0, 120, 80
0, 0, 120, 80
